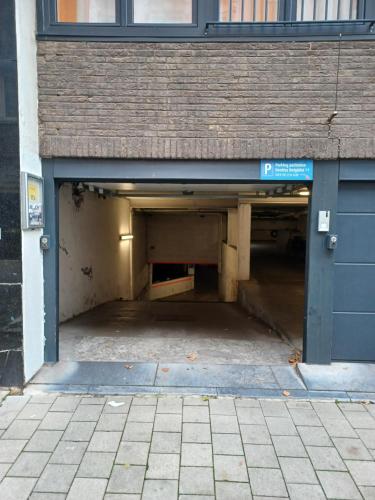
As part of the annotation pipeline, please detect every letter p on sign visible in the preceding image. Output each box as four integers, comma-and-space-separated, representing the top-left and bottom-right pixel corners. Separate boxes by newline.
264, 163, 272, 174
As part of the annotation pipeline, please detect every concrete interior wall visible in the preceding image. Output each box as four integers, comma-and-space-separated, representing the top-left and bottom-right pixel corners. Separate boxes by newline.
16, 0, 45, 382
218, 208, 238, 302
132, 211, 148, 299
251, 206, 308, 255
252, 219, 301, 241
219, 242, 238, 302
227, 209, 238, 247
237, 203, 252, 281
146, 213, 221, 264
59, 184, 131, 322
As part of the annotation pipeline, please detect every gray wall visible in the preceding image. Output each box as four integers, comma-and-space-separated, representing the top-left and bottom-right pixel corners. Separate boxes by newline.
37, 41, 375, 160
147, 213, 221, 264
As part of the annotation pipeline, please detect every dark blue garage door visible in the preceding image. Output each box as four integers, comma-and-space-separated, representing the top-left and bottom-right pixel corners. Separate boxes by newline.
332, 182, 375, 361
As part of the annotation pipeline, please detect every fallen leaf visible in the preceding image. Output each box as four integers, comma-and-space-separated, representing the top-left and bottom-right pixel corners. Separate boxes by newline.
186, 352, 198, 362
9, 387, 22, 396
123, 463, 130, 469
108, 401, 125, 408
124, 364, 133, 370
288, 350, 301, 367
282, 390, 290, 397
161, 367, 170, 373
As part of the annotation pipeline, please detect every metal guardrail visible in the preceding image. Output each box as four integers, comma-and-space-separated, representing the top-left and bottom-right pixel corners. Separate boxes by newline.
206, 19, 375, 38
220, 0, 363, 23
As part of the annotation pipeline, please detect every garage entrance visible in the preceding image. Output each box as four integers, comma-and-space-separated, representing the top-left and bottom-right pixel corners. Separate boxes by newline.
241, 202, 308, 351
57, 181, 308, 366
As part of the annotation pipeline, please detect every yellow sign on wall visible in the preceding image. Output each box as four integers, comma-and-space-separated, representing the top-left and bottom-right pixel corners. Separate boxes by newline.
22, 173, 44, 229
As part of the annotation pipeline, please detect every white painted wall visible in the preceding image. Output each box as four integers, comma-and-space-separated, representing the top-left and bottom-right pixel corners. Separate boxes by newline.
59, 185, 132, 322
15, 0, 45, 382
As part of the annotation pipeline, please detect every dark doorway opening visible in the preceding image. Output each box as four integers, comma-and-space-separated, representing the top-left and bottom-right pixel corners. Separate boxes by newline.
152, 263, 189, 283
195, 264, 218, 295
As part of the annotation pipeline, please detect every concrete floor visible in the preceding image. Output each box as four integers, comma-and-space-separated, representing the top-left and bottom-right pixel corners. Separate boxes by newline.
59, 300, 294, 365
241, 242, 305, 351
160, 288, 220, 302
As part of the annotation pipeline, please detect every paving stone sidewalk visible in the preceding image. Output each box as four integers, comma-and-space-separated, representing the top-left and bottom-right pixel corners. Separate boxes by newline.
1, 394, 375, 499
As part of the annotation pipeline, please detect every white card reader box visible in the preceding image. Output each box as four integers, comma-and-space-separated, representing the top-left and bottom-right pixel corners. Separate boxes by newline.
318, 210, 330, 232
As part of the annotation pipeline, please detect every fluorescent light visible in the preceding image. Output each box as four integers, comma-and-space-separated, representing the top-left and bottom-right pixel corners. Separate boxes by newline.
119, 234, 134, 241
298, 190, 310, 196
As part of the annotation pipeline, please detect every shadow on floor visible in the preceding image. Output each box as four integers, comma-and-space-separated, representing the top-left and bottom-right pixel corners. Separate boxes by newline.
239, 243, 305, 351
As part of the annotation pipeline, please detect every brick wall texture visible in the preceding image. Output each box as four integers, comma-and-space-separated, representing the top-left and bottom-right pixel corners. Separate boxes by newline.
37, 40, 375, 160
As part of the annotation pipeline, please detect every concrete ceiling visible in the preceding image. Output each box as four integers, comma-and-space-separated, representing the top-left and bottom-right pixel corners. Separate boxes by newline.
130, 197, 309, 210
91, 182, 295, 195
86, 182, 309, 210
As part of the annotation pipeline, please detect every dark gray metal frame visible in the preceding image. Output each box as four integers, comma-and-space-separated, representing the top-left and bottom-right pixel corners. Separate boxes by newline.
37, 0, 375, 40
37, 0, 217, 39
42, 158, 340, 365
304, 162, 339, 364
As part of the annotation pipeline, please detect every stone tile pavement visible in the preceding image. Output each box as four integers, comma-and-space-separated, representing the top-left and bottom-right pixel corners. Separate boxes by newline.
1, 393, 375, 499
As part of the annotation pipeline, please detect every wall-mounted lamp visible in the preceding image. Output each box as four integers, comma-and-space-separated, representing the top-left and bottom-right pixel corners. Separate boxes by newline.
119, 234, 134, 241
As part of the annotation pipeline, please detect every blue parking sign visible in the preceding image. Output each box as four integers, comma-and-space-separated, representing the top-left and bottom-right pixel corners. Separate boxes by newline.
260, 160, 313, 181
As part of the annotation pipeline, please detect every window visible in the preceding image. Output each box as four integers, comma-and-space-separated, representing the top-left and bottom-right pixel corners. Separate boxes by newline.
0, 74, 18, 122
38, 0, 375, 38
220, 0, 279, 22
133, 0, 193, 24
57, 0, 117, 23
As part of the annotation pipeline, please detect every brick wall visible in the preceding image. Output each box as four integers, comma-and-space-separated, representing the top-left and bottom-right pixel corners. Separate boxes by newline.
37, 41, 375, 160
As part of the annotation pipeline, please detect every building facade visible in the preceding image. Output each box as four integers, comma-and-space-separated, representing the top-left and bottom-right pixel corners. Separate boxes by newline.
1, 0, 375, 386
